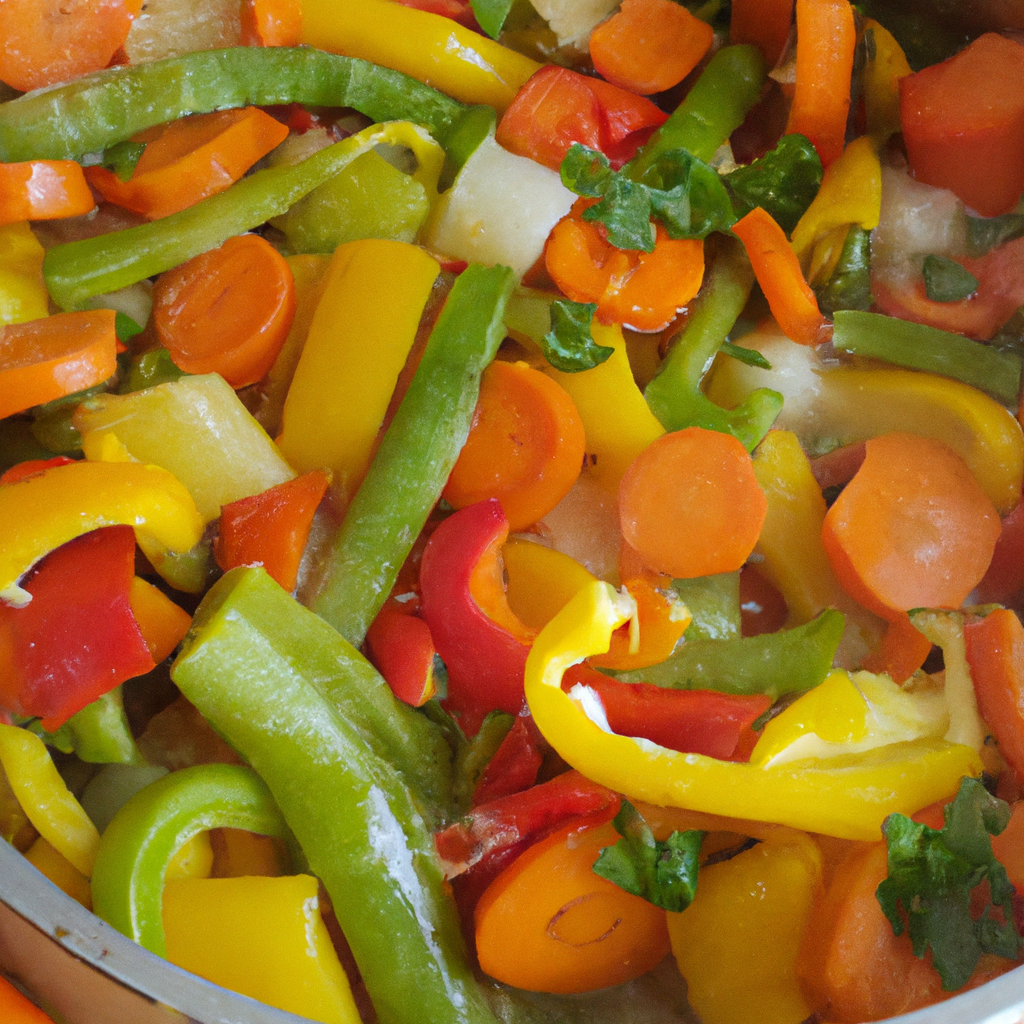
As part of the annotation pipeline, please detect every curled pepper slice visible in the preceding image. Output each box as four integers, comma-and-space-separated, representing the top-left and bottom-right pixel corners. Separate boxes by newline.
525, 582, 982, 840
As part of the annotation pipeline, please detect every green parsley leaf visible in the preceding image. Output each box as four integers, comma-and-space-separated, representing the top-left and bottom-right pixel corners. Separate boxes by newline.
582, 176, 655, 251
561, 144, 614, 198
966, 213, 1024, 258
922, 254, 979, 302
541, 299, 613, 372
646, 149, 736, 239
876, 776, 1023, 992
470, 0, 515, 38
98, 140, 146, 182
593, 799, 703, 912
720, 341, 772, 369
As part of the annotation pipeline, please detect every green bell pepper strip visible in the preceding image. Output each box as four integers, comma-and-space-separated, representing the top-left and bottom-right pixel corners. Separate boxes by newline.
613, 609, 846, 700
64, 689, 142, 765
644, 237, 784, 449
313, 263, 515, 648
832, 309, 1024, 406
0, 46, 465, 163
44, 120, 444, 311
90, 763, 292, 957
172, 567, 502, 1024
671, 572, 742, 641
816, 225, 872, 316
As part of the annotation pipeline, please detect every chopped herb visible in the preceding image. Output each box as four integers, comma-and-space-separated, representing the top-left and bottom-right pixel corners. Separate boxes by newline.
720, 341, 772, 369
966, 213, 1024, 258
922, 254, 979, 302
97, 140, 146, 182
470, 0, 516, 39
816, 225, 873, 316
582, 175, 657, 252
541, 299, 613, 372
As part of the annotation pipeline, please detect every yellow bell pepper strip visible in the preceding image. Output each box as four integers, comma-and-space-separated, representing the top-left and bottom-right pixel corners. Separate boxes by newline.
0, 724, 100, 877
0, 460, 204, 608
163, 874, 361, 1024
164, 831, 215, 882
278, 240, 440, 497
503, 538, 596, 632
789, 136, 882, 262
525, 582, 983, 840
301, 0, 540, 111
90, 763, 292, 957
0, 223, 48, 326
24, 837, 93, 909
862, 19, 913, 145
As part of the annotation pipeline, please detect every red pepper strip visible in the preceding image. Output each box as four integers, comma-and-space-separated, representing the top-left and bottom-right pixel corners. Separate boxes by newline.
472, 716, 543, 806
978, 499, 1024, 603
861, 614, 933, 684
214, 469, 330, 593
496, 65, 668, 173
366, 596, 437, 707
420, 499, 535, 735
731, 206, 829, 346
562, 665, 772, 762
393, 0, 479, 29
964, 608, 1024, 783
0, 525, 154, 730
0, 456, 76, 485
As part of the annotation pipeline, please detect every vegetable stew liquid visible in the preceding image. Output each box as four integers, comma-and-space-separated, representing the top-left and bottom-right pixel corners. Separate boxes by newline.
2, 0, 1024, 1022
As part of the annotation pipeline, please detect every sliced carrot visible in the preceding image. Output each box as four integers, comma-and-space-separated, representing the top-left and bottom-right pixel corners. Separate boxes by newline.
588, 577, 690, 670
589, 0, 714, 96
443, 360, 586, 531
214, 469, 330, 592
128, 576, 193, 663
240, 0, 303, 46
860, 613, 933, 684
785, 0, 856, 167
153, 233, 297, 389
85, 107, 289, 221
0, 976, 56, 1024
730, 0, 795, 67
474, 818, 670, 993
0, 162, 95, 226
821, 432, 1002, 621
0, 0, 142, 92
619, 427, 768, 579
0, 310, 118, 420
731, 206, 828, 345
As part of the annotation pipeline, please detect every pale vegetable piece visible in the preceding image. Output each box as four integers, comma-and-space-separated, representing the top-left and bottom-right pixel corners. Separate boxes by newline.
536, 473, 622, 583
74, 373, 295, 522
125, 0, 241, 62
529, 0, 620, 45
425, 135, 575, 280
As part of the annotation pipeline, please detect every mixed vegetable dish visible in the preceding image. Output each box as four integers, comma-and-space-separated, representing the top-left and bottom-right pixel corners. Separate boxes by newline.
4, 0, 1024, 1021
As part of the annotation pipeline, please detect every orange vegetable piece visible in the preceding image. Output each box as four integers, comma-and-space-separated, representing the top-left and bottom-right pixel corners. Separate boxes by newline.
731, 207, 828, 346
0, 0, 142, 92
0, 456, 76, 485
214, 469, 330, 592
0, 310, 118, 420
0, 161, 95, 226
589, 0, 714, 96
618, 427, 768, 579
366, 597, 438, 707
128, 576, 192, 663
730, 0, 794, 67
474, 817, 670, 993
153, 233, 297, 389
240, 0, 303, 46
738, 563, 788, 636
588, 577, 690, 670
0, 975, 56, 1024
785, 0, 856, 167
821, 432, 1001, 621
860, 614, 933, 684
85, 107, 289, 221
443, 360, 586, 531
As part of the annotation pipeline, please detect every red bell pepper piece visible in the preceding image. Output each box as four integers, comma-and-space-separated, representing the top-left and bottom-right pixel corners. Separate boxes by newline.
496, 65, 668, 172
419, 499, 535, 734
214, 468, 330, 593
472, 715, 543, 806
0, 525, 155, 730
562, 665, 772, 761
900, 33, 1024, 218
393, 0, 479, 28
0, 456, 76, 485
978, 498, 1024, 604
365, 596, 438, 707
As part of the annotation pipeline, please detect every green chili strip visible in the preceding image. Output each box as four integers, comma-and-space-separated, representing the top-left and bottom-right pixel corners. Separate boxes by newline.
172, 568, 502, 1024
644, 237, 783, 449
614, 609, 845, 700
91, 763, 292, 957
44, 121, 433, 310
0, 47, 464, 163
65, 689, 141, 765
832, 309, 1023, 406
816, 226, 872, 316
313, 263, 515, 647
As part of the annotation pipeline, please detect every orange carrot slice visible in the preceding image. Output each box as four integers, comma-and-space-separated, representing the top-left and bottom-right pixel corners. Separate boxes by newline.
730, 0, 795, 67
589, 0, 714, 95
0, 0, 142, 92
731, 206, 828, 345
443, 360, 586, 531
0, 162, 96, 226
85, 107, 289, 221
240, 0, 303, 46
619, 427, 767, 579
0, 310, 118, 420
153, 233, 297, 389
821, 432, 1002, 620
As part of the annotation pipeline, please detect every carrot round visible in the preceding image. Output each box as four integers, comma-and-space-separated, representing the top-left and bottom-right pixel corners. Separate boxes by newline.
0, 310, 118, 420
618, 427, 768, 579
85, 108, 289, 221
152, 233, 297, 389
240, 0, 303, 46
443, 360, 586, 531
474, 818, 670, 993
589, 0, 714, 96
0, 162, 95, 226
731, 207, 827, 346
0, 0, 141, 92
821, 432, 1002, 620
0, 976, 56, 1024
